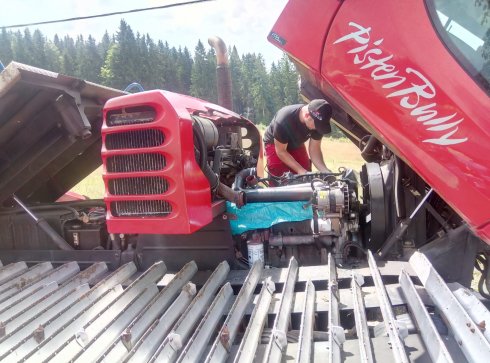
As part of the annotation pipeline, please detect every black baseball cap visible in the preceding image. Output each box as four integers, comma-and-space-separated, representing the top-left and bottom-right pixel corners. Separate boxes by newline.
308, 99, 332, 135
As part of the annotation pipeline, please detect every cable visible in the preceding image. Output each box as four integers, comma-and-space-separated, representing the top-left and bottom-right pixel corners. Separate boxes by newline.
1, 0, 215, 29
476, 253, 490, 299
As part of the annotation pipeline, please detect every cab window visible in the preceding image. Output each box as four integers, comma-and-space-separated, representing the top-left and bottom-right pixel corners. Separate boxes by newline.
426, 0, 489, 94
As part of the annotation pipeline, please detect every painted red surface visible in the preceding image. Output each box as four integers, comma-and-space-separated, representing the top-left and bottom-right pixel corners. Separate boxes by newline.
270, 0, 490, 242
102, 90, 223, 234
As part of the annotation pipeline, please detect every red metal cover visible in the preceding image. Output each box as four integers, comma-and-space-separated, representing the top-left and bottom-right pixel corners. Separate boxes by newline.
102, 90, 213, 234
270, 0, 490, 242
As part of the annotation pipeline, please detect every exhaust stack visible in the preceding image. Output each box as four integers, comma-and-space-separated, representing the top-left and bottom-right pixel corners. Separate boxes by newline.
208, 36, 233, 110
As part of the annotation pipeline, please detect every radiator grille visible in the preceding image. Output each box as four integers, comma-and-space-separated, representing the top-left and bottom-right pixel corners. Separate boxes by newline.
107, 106, 156, 126
109, 177, 168, 195
107, 153, 166, 173
110, 200, 172, 217
105, 129, 164, 150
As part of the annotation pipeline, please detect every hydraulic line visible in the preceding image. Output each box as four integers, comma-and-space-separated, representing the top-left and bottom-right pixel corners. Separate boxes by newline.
12, 195, 73, 250
193, 124, 244, 207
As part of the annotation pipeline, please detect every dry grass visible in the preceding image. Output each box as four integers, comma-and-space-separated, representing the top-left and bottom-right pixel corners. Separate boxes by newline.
320, 138, 364, 173
71, 166, 104, 199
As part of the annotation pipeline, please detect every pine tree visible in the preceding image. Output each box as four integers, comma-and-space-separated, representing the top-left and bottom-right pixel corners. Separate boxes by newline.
31, 30, 47, 68
60, 35, 77, 76
229, 46, 244, 114
12, 30, 33, 64
179, 47, 193, 94
98, 31, 112, 61
269, 61, 283, 114
190, 40, 217, 103
0, 19, 303, 122
100, 20, 139, 90
0, 28, 13, 65
100, 43, 122, 88
278, 54, 300, 105
53, 34, 61, 50
250, 54, 273, 123
145, 34, 165, 90
77, 35, 103, 82
44, 41, 62, 71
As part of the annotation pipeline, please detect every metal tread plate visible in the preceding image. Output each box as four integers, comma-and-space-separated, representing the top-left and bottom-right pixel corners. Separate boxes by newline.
0, 251, 487, 362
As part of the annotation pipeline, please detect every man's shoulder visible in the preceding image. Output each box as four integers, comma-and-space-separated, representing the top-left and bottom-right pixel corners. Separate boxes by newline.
275, 104, 304, 122
277, 104, 303, 114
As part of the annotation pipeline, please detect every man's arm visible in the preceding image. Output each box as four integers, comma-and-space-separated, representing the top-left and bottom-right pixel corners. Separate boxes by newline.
274, 139, 308, 174
309, 138, 331, 173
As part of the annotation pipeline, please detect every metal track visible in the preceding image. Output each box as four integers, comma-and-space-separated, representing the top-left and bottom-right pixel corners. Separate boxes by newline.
0, 254, 488, 362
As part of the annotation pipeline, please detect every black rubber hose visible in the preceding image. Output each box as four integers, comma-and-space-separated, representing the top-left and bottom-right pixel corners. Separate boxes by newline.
193, 123, 219, 190
193, 123, 245, 206
233, 167, 257, 190
476, 253, 490, 299
360, 135, 378, 160
193, 123, 208, 169
0, 201, 103, 217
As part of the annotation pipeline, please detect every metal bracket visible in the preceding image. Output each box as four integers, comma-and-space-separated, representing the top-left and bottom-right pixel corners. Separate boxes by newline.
168, 332, 183, 351
74, 329, 88, 347
331, 325, 346, 345
272, 330, 287, 351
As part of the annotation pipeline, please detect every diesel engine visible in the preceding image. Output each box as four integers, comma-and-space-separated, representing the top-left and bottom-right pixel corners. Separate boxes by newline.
232, 169, 362, 267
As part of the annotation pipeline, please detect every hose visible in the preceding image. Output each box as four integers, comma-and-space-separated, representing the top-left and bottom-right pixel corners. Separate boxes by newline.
233, 167, 257, 190
360, 135, 378, 160
193, 123, 244, 206
475, 253, 490, 299
0, 204, 81, 218
193, 123, 208, 170
342, 242, 367, 260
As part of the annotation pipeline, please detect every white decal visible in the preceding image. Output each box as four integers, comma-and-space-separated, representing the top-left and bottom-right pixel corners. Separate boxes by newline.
334, 22, 468, 145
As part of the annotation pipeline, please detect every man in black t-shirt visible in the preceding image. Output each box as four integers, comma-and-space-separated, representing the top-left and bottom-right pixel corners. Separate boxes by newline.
263, 99, 333, 177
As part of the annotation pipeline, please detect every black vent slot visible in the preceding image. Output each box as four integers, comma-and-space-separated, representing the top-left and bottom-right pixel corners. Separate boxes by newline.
111, 200, 172, 217
107, 153, 166, 173
109, 177, 169, 195
107, 106, 156, 126
105, 129, 164, 150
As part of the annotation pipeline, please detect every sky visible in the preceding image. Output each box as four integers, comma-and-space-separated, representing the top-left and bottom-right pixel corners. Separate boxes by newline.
0, 0, 289, 66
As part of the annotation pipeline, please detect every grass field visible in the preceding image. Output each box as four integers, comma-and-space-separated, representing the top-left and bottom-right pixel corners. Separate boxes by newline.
70, 137, 364, 199
318, 137, 364, 173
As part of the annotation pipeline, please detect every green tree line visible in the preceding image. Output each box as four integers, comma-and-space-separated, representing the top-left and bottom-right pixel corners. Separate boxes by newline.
0, 20, 304, 125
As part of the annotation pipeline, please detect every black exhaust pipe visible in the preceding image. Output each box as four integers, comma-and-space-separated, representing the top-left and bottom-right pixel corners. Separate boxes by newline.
243, 187, 313, 203
208, 36, 233, 110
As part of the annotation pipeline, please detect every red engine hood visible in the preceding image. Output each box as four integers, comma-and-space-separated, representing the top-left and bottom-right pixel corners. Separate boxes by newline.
270, 0, 490, 243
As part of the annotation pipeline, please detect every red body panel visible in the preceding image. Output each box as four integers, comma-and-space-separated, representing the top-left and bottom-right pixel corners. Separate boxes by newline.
270, 0, 490, 242
102, 91, 224, 234
267, 0, 341, 71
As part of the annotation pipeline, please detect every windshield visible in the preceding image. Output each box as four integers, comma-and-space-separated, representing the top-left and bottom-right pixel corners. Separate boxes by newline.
426, 0, 490, 94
